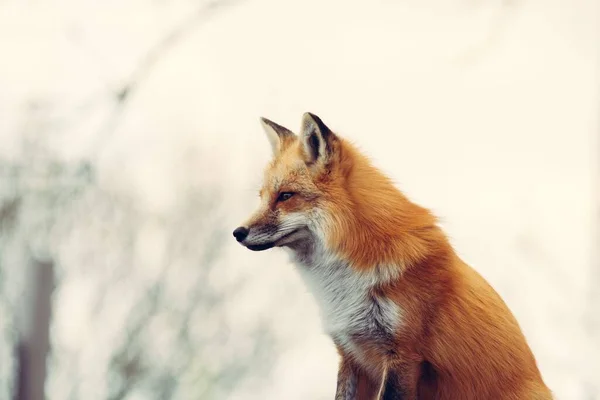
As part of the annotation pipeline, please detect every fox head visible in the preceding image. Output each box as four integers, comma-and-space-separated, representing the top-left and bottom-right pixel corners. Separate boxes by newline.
233, 112, 344, 254
234, 112, 441, 269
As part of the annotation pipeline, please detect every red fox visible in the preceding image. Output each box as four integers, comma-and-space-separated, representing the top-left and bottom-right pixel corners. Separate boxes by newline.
233, 113, 552, 399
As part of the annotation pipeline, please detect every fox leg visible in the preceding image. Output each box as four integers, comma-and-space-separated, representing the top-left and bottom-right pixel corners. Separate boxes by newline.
335, 356, 357, 400
380, 362, 421, 400
335, 356, 382, 400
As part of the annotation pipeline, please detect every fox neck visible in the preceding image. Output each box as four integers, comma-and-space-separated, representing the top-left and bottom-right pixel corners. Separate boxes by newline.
320, 140, 451, 273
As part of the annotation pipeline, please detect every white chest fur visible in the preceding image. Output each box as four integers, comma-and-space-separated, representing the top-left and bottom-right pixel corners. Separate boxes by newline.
291, 246, 402, 361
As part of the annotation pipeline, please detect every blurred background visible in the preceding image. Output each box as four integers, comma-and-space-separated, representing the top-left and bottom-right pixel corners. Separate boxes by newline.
0, 0, 598, 399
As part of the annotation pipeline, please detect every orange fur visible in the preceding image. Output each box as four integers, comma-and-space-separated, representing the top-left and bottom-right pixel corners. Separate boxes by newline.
320, 139, 444, 270
237, 113, 552, 399
328, 139, 551, 399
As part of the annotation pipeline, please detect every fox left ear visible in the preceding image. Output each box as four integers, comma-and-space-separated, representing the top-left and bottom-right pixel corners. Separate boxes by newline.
260, 117, 296, 156
300, 112, 336, 165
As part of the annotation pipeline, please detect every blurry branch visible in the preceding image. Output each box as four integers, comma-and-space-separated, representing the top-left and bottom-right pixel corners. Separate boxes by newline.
86, 188, 275, 400
1, 1, 263, 399
0, 138, 91, 400
457, 0, 521, 65
0, 195, 20, 306
107, 283, 163, 400
91, 0, 245, 162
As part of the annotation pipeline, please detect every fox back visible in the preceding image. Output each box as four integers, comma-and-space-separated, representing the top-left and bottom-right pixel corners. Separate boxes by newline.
234, 113, 552, 400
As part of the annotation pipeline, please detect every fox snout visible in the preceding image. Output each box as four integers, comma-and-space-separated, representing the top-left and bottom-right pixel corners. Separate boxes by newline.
232, 224, 278, 251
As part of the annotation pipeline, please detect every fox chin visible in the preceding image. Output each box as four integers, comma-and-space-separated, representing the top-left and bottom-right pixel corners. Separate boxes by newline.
233, 112, 552, 400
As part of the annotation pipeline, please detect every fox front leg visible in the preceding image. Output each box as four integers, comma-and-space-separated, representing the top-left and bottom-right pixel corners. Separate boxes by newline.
335, 356, 382, 400
380, 362, 421, 400
381, 369, 409, 400
335, 358, 357, 400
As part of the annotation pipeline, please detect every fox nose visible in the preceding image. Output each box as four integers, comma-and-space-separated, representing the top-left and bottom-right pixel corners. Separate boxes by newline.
233, 226, 249, 242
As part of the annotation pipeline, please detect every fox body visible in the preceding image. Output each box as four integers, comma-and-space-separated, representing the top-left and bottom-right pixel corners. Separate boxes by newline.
234, 113, 552, 399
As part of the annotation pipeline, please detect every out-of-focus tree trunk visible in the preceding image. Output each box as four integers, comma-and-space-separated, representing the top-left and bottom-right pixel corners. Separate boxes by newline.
14, 257, 54, 400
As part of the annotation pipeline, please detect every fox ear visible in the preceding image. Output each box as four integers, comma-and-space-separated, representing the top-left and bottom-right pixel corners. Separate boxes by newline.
300, 112, 336, 165
260, 117, 295, 156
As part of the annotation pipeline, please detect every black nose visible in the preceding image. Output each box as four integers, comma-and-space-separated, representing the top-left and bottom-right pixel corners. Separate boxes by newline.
233, 226, 249, 242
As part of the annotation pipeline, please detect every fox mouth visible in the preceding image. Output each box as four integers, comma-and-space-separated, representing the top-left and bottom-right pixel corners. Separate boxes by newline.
246, 242, 275, 251
244, 229, 299, 251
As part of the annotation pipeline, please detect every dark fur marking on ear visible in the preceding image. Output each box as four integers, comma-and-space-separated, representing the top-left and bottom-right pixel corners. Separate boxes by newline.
306, 113, 331, 136
304, 113, 338, 164
307, 113, 332, 154
308, 131, 320, 161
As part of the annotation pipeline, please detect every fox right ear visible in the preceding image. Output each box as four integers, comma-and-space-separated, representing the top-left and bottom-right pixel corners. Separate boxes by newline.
260, 117, 296, 156
300, 112, 336, 165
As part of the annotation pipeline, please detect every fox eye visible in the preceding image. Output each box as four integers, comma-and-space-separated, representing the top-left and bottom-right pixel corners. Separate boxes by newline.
277, 192, 295, 202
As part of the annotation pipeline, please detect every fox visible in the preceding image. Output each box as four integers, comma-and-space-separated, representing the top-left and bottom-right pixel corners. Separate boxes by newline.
233, 112, 552, 399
